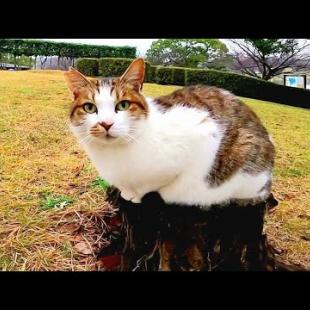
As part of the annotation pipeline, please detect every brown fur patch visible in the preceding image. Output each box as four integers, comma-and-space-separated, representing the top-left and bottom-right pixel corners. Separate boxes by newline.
112, 79, 148, 118
154, 85, 275, 187
64, 68, 100, 126
69, 86, 97, 126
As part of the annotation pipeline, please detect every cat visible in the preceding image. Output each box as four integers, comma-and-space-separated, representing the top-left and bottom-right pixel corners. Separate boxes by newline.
64, 58, 275, 208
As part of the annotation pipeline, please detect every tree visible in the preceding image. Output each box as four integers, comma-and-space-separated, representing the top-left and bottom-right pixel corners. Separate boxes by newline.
200, 54, 234, 71
230, 39, 310, 80
146, 39, 228, 68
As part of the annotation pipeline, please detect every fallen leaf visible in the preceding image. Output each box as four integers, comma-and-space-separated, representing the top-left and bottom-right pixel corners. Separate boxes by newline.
97, 255, 121, 271
74, 241, 93, 255
58, 223, 81, 234
74, 234, 85, 242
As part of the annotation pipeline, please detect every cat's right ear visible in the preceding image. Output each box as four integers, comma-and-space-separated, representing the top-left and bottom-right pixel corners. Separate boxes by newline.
63, 67, 91, 99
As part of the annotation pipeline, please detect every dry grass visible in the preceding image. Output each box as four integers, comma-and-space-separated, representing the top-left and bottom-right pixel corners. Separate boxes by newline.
0, 70, 309, 270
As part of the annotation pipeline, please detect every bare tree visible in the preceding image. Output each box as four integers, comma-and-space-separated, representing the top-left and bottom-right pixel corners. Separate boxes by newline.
230, 39, 310, 80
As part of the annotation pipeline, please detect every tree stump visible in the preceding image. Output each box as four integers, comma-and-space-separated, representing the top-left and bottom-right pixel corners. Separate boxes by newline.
97, 187, 304, 271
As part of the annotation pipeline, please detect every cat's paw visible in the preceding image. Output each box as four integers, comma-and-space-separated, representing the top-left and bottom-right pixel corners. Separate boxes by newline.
120, 190, 135, 201
131, 197, 142, 204
120, 190, 142, 204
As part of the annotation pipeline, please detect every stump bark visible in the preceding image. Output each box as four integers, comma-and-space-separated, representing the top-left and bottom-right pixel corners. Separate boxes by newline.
97, 187, 304, 271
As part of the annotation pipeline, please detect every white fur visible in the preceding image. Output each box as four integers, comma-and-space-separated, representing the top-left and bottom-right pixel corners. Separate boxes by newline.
71, 86, 272, 209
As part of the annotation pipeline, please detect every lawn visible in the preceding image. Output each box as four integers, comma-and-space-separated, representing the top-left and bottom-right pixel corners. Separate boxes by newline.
0, 70, 309, 270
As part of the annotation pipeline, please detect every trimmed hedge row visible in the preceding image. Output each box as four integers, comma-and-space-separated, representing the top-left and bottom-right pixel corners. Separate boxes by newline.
99, 58, 133, 77
0, 39, 136, 59
76, 58, 310, 108
75, 58, 98, 76
155, 66, 186, 85
76, 58, 156, 82
184, 68, 310, 109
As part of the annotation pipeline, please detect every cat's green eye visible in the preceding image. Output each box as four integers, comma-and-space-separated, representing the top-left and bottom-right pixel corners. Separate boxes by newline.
115, 100, 130, 112
83, 103, 97, 114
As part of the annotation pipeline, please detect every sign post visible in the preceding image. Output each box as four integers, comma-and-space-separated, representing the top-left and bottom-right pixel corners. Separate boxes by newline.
284, 74, 307, 89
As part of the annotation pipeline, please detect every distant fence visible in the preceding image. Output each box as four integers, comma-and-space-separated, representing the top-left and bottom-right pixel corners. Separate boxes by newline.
76, 58, 310, 109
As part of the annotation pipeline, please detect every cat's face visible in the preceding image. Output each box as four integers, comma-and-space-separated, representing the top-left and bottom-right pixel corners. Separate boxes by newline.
64, 58, 148, 146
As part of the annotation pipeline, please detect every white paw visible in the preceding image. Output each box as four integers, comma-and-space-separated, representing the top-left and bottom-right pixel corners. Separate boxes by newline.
120, 190, 142, 204
120, 190, 135, 201
131, 197, 142, 204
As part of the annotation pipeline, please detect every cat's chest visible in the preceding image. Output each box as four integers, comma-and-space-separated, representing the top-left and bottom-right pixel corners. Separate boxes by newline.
85, 144, 166, 186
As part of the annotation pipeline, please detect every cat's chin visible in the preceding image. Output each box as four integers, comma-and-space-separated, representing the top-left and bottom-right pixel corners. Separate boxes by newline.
85, 134, 132, 146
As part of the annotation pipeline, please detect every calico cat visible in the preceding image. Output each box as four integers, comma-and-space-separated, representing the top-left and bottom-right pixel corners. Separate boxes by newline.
64, 58, 275, 208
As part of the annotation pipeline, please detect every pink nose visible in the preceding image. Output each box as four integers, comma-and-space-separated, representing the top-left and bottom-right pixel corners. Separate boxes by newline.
99, 122, 113, 131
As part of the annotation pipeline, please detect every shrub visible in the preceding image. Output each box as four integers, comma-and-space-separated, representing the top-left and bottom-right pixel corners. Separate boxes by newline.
98, 58, 133, 77
75, 58, 98, 76
155, 66, 174, 84
151, 66, 186, 85
185, 68, 310, 108
145, 63, 156, 83
173, 67, 186, 85
98, 58, 154, 83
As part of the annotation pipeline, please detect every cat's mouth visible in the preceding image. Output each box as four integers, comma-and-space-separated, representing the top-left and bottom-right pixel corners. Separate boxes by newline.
106, 133, 117, 139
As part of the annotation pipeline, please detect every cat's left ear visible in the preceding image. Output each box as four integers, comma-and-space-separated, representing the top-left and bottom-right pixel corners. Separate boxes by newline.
63, 67, 92, 99
120, 58, 145, 91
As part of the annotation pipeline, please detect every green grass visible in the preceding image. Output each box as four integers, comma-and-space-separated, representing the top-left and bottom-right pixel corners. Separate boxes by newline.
40, 193, 74, 210
91, 178, 110, 190
0, 70, 309, 270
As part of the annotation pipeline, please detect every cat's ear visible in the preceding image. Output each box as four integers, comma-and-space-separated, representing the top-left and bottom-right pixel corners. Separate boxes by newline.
120, 58, 145, 91
63, 67, 91, 99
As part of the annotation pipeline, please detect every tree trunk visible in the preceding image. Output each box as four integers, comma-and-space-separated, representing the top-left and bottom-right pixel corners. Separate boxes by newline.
96, 188, 305, 271
40, 56, 48, 69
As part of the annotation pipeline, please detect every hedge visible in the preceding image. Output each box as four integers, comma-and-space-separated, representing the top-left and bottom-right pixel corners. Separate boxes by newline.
76, 58, 98, 76
154, 66, 186, 85
77, 57, 155, 82
99, 58, 133, 77
75, 57, 310, 109
0, 39, 136, 59
155, 66, 174, 85
145, 63, 156, 83
185, 68, 310, 109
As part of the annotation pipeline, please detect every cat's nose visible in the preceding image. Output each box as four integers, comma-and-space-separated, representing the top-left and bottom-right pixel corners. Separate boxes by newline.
99, 121, 114, 131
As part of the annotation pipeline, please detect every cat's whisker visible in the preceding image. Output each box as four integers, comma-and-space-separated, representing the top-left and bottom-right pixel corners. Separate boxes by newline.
79, 133, 93, 144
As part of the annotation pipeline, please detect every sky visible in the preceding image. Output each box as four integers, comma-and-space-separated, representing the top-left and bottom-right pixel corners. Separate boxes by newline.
43, 39, 157, 56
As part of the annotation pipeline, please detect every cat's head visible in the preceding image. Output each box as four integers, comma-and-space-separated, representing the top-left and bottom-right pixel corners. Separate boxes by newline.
64, 58, 148, 146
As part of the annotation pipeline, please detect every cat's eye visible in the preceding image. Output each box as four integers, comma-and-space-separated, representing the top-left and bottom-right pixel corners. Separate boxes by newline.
115, 100, 130, 112
83, 103, 97, 114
